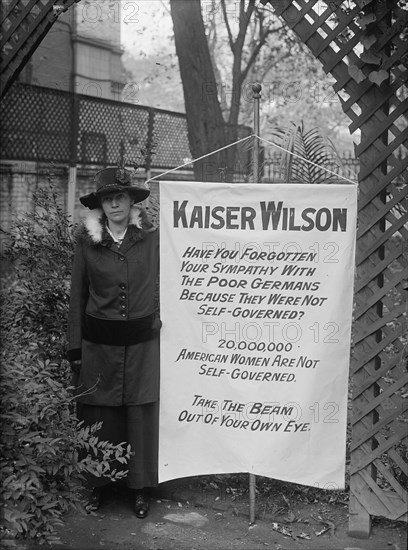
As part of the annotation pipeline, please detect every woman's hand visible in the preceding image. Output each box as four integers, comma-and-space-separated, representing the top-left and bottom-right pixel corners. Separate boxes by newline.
152, 318, 162, 333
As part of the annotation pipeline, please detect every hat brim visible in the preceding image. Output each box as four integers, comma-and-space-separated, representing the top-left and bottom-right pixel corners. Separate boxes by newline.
80, 186, 150, 209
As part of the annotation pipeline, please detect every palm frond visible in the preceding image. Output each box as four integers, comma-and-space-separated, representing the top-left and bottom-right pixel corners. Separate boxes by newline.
268, 121, 347, 184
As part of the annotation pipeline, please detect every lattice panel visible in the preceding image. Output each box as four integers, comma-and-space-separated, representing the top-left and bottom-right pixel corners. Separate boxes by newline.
0, 82, 71, 161
1, 83, 257, 172
262, 0, 407, 537
0, 83, 196, 169
0, 0, 79, 96
77, 96, 151, 166
153, 110, 192, 168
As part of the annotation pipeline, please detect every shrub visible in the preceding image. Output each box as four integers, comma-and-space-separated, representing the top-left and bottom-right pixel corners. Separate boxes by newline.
0, 183, 130, 545
0, 184, 75, 363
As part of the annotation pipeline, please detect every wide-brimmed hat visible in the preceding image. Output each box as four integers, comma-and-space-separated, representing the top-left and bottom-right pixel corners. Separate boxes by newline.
80, 167, 150, 209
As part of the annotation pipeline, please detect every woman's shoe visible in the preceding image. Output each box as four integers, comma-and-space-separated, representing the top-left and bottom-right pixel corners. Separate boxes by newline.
134, 491, 149, 519
86, 486, 104, 512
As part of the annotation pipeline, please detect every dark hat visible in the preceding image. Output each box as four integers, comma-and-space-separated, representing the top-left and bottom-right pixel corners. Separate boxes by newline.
80, 167, 150, 209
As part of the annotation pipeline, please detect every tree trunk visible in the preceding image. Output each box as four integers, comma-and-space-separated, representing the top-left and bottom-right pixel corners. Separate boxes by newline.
170, 0, 230, 181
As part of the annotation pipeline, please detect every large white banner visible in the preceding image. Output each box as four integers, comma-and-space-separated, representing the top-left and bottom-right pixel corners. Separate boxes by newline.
159, 181, 357, 489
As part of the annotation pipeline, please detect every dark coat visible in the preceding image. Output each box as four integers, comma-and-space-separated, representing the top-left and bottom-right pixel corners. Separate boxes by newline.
67, 206, 160, 406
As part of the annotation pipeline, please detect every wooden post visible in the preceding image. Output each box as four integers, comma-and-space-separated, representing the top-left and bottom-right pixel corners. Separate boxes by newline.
67, 91, 79, 221
68, 25, 79, 222
67, 165, 77, 220
249, 83, 262, 525
348, 2, 391, 538
145, 108, 155, 183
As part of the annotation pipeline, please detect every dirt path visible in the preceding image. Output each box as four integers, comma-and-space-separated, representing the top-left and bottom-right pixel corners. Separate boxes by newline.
35, 480, 407, 550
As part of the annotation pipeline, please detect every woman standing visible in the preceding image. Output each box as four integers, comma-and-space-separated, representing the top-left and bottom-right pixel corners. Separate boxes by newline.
67, 167, 160, 519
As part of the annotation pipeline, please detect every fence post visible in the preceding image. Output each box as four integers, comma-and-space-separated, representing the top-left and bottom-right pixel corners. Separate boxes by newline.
68, 90, 79, 220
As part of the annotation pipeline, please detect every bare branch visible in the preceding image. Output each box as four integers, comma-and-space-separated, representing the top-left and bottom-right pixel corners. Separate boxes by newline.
241, 0, 256, 36
241, 26, 280, 83
220, 0, 235, 51
234, 0, 256, 58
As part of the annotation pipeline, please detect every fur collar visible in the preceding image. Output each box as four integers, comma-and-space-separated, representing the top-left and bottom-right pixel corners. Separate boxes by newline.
78, 205, 154, 245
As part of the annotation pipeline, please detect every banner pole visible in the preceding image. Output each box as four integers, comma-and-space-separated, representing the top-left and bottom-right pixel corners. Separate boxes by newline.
252, 83, 261, 184
249, 83, 262, 525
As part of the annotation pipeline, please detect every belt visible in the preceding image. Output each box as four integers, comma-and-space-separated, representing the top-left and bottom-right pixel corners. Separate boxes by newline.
83, 313, 156, 346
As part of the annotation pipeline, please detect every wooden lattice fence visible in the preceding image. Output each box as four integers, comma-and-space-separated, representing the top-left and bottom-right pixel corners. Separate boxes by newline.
262, 0, 407, 538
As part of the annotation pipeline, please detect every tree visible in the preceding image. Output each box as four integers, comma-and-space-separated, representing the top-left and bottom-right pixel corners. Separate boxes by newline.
164, 1, 356, 180
169, 0, 228, 181
208, 0, 285, 140
170, 0, 289, 181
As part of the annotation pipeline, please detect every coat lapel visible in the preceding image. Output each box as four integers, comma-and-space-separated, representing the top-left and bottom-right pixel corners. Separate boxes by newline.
83, 205, 150, 252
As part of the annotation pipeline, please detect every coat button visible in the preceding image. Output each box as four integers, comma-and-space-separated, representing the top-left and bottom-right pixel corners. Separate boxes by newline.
120, 303, 126, 310
120, 312, 126, 318
119, 256, 125, 261
119, 283, 126, 289
119, 292, 126, 300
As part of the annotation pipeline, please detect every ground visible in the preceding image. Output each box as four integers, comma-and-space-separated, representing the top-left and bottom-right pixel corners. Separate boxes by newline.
9, 476, 407, 550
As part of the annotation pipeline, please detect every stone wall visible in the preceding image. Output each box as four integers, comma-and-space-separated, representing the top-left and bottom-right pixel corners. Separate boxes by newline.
0, 161, 193, 255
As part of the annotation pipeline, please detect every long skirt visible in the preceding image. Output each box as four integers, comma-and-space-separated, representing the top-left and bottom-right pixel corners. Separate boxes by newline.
77, 402, 159, 490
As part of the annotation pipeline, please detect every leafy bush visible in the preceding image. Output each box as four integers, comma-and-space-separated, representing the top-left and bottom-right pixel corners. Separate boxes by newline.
0, 183, 130, 545
1, 185, 74, 362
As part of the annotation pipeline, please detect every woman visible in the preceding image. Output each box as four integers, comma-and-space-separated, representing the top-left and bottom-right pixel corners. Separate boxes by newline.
67, 166, 160, 519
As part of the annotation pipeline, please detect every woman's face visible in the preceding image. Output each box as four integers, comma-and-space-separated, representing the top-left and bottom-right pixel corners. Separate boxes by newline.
101, 191, 133, 225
